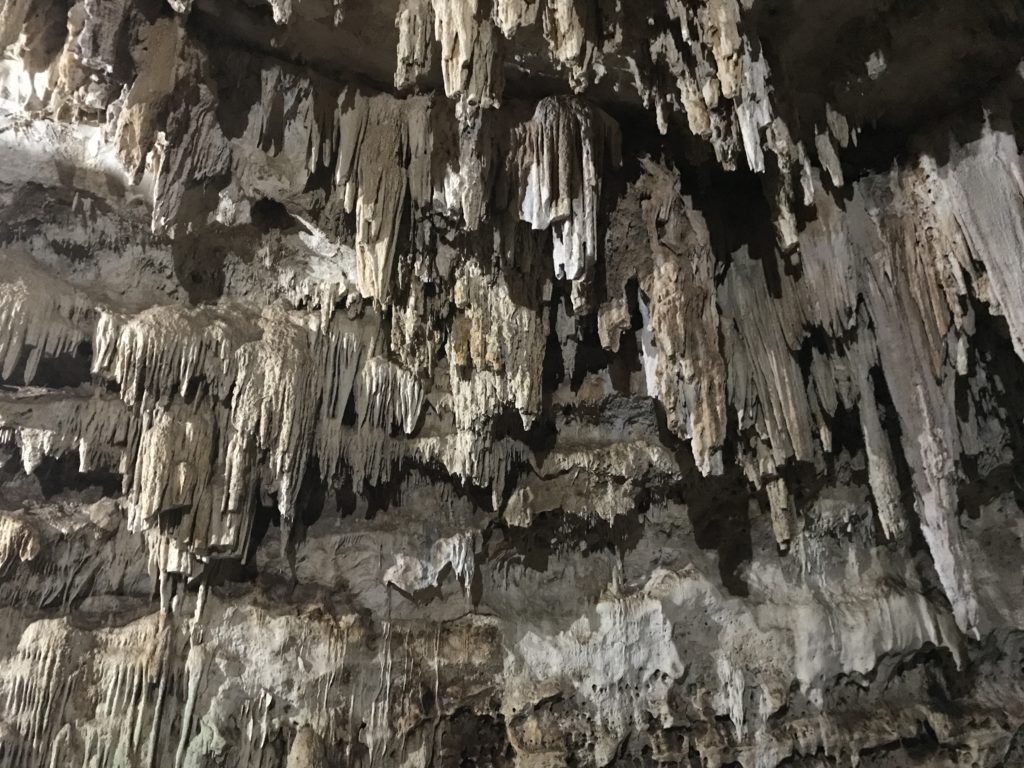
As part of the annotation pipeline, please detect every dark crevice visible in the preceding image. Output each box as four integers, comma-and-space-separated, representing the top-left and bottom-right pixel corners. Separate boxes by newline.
33, 454, 122, 499
0, 341, 93, 389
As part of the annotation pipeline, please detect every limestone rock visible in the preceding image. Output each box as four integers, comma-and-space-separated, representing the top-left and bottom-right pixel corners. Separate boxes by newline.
0, 1, 1023, 766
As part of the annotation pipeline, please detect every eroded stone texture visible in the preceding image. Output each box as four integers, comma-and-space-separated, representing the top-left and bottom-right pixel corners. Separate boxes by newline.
0, 1, 1024, 766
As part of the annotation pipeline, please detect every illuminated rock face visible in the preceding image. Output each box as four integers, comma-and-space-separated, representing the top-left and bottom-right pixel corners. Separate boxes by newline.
1, 1, 1024, 766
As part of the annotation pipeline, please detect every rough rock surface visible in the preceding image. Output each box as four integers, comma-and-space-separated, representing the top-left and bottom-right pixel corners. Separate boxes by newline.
1, 0, 1024, 766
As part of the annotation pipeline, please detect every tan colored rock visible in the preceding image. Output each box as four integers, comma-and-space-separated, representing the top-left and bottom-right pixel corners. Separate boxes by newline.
0, 1, 1021, 765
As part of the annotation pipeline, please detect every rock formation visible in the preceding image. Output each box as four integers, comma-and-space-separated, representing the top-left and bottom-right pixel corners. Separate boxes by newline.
0, 0, 1024, 765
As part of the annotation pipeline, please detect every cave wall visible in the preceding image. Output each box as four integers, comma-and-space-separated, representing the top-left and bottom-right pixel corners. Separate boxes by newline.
1, 0, 1024, 765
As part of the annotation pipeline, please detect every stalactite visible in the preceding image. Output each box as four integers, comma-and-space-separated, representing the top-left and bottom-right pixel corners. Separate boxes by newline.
0, 0, 1023, 765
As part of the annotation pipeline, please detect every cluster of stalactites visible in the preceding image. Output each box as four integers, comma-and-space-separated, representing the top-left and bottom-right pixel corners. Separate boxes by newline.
207, 63, 620, 304
3, 0, 849, 305
5, 0, 1024, 642
0, 259, 432, 577
0, 252, 93, 385
390, 0, 854, 251
594, 126, 1024, 638
0, 242, 549, 576
92, 302, 424, 568
0, 0, 857, 263
395, 0, 603, 114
